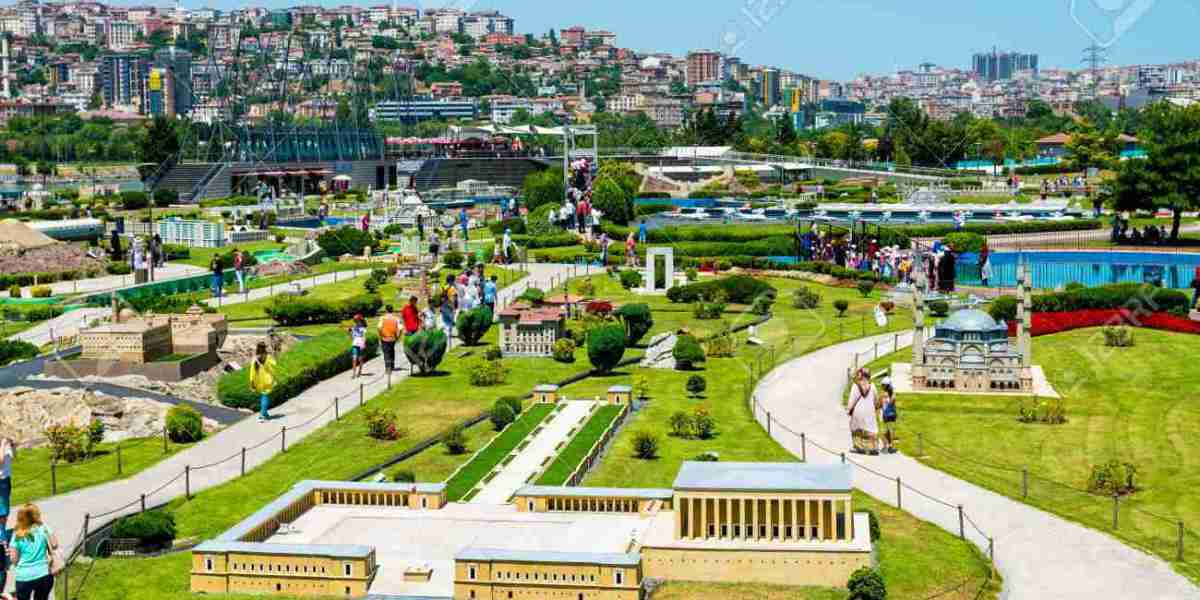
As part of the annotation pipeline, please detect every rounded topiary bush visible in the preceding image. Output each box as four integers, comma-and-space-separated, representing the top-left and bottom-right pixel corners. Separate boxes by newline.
587, 324, 627, 374
614, 303, 654, 346
392, 469, 416, 483
7, 284, 20, 298
618, 270, 641, 290
552, 338, 576, 362
456, 306, 493, 346
928, 300, 950, 317
846, 567, 886, 600
633, 431, 659, 459
686, 375, 707, 397
490, 401, 515, 431
29, 285, 51, 298
403, 330, 448, 375
833, 299, 850, 317
112, 511, 177, 549
165, 405, 204, 443
793, 286, 821, 309
672, 334, 706, 370
988, 295, 1017, 322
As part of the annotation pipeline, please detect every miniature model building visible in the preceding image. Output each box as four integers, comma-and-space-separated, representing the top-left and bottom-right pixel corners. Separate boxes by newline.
191, 463, 872, 598
910, 265, 1033, 392
496, 302, 565, 357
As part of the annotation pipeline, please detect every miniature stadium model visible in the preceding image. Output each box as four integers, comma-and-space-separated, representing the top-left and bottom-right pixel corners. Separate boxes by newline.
190, 462, 872, 598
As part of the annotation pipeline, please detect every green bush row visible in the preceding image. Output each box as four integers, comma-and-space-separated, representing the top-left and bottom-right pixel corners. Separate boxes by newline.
198, 195, 259, 208
217, 329, 379, 410
989, 283, 1191, 321
0, 339, 38, 366
265, 293, 382, 326
666, 275, 777, 304
2, 305, 65, 322
0, 268, 103, 289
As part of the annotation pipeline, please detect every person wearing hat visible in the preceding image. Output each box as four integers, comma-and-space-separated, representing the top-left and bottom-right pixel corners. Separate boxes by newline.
880, 377, 898, 454
348, 314, 368, 378
847, 368, 879, 455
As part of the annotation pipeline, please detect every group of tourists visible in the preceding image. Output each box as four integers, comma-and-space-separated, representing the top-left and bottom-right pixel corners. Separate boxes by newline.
208, 248, 249, 298
847, 368, 898, 456
128, 235, 165, 285
1, 437, 60, 600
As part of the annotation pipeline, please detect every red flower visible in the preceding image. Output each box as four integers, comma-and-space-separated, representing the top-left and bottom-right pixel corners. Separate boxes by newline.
1006, 309, 1200, 337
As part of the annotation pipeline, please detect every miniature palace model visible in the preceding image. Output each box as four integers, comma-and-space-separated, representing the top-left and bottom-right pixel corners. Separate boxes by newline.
910, 264, 1033, 392
190, 462, 872, 598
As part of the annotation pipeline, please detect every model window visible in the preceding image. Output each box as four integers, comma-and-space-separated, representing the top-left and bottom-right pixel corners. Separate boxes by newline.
344, 563, 352, 576
468, 565, 476, 580
205, 558, 213, 572
615, 571, 624, 585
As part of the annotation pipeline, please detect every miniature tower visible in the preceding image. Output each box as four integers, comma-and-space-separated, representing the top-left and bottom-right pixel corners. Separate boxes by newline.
912, 285, 926, 366
1018, 264, 1032, 368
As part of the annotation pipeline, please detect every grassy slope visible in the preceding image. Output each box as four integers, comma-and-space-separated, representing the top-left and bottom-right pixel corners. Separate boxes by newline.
10, 438, 191, 506
576, 276, 997, 599
536, 404, 623, 485
445, 403, 555, 500
863, 327, 1200, 584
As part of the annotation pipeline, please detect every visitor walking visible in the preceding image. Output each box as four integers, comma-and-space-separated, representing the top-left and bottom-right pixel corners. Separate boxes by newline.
502, 228, 513, 265
232, 248, 246, 294
0, 436, 13, 593
416, 214, 425, 242
401, 296, 422, 337
484, 275, 498, 314
638, 220, 648, 245
625, 231, 637, 267
131, 241, 147, 284
360, 211, 370, 233
378, 305, 401, 375
249, 342, 276, 422
7, 503, 58, 600
429, 230, 441, 264
598, 231, 610, 265
349, 314, 368, 378
209, 255, 224, 298
439, 297, 456, 343
847, 368, 879, 455
880, 378, 898, 454
459, 207, 469, 242
151, 233, 164, 269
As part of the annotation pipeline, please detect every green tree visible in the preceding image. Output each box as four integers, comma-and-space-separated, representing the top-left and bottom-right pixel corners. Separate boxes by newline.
521, 169, 565, 211
777, 115, 797, 146
139, 116, 180, 167
591, 177, 633, 226
1065, 121, 1116, 173
1111, 102, 1200, 239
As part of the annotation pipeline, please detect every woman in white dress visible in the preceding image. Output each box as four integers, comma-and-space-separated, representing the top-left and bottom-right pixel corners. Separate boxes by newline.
848, 368, 880, 455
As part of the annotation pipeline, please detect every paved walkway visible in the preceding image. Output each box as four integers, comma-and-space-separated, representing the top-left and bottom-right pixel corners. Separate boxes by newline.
17, 263, 206, 297
200, 266, 372, 310
23, 262, 572, 561
755, 331, 1199, 599
10, 307, 107, 346
471, 400, 596, 505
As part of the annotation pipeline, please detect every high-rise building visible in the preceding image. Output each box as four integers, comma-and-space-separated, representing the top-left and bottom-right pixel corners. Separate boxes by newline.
154, 48, 192, 116
760, 68, 781, 107
99, 53, 143, 109
972, 49, 1039, 81
686, 50, 722, 87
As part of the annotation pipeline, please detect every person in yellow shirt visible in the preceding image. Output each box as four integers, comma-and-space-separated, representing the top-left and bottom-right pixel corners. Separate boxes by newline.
249, 342, 277, 422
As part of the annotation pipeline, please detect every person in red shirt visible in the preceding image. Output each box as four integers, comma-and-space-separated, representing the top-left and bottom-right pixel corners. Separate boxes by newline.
401, 296, 422, 336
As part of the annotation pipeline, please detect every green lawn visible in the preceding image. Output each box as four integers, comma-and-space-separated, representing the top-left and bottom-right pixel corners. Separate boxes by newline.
537, 404, 624, 485
10, 437, 191, 506
863, 327, 1200, 584
444, 403, 555, 501
173, 240, 285, 268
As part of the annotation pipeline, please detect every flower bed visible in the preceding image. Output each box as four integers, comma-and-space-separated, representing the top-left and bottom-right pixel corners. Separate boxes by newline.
1006, 309, 1200, 338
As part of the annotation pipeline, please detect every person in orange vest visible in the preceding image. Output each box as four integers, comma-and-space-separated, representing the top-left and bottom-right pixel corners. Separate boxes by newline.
378, 304, 403, 375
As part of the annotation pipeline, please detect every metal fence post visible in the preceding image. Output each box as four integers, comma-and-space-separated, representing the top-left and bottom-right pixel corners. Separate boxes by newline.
1112, 493, 1119, 529
281, 426, 287, 452
1022, 468, 1028, 499
140, 493, 146, 513
1179, 522, 1185, 561
185, 465, 191, 499
335, 396, 340, 420
116, 443, 122, 475
840, 452, 846, 464
241, 447, 246, 476
359, 383, 365, 407
896, 478, 902, 509
163, 428, 168, 454
766, 412, 771, 435
801, 433, 807, 462
917, 433, 924, 457
50, 461, 57, 495
958, 505, 965, 539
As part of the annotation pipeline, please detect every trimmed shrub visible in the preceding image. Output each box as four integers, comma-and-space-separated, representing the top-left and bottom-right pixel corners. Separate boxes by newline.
525, 203, 561, 237
165, 405, 204, 443
633, 431, 659, 459
614, 303, 653, 346
404, 329, 448, 375
518, 287, 545, 305
750, 294, 774, 315
552, 338, 576, 362
106, 262, 133, 275
217, 330, 379, 410
618, 269, 641, 290
686, 375, 707, 398
152, 188, 178, 207
793, 286, 821, 309
988, 295, 1018, 322
705, 327, 735, 358
456, 306, 494, 346
484, 346, 503, 361
468, 357, 508, 387
392, 469, 416, 483
864, 509, 881, 541
857, 280, 875, 298
692, 407, 715, 439
29, 286, 51, 298
666, 275, 776, 304
7, 284, 19, 298
685, 267, 698, 282
943, 231, 985, 253
488, 217, 526, 235
669, 411, 693, 437
1031, 283, 1190, 315
499, 395, 523, 417
112, 511, 176, 548
44, 421, 102, 463
673, 334, 706, 370
692, 295, 726, 320
833, 299, 849, 316
0, 340, 38, 366
587, 324, 627, 374
928, 300, 950, 317
364, 408, 405, 441
443, 250, 464, 269
119, 190, 149, 210
846, 567, 887, 600
490, 401, 515, 431
266, 294, 382, 326
443, 425, 468, 455
1103, 326, 1134, 347
316, 226, 376, 258
1088, 459, 1138, 496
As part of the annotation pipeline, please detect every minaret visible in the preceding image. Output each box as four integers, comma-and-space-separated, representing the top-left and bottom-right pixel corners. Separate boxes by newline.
912, 285, 926, 366
2, 36, 10, 99
1019, 264, 1032, 367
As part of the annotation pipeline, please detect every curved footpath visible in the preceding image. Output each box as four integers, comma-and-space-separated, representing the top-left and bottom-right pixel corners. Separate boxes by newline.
755, 331, 1199, 599
23, 262, 571, 564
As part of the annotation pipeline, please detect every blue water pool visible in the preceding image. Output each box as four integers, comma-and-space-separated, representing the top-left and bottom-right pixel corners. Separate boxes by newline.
959, 251, 1200, 289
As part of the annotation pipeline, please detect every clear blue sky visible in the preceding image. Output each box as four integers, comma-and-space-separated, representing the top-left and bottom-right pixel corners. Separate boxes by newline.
185, 0, 1199, 80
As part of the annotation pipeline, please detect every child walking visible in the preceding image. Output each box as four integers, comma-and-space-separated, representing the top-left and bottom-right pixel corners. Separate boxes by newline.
349, 314, 368, 378
249, 342, 276, 422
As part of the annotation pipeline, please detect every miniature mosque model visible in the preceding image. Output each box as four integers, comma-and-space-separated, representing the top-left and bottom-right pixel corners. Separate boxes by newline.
909, 264, 1034, 393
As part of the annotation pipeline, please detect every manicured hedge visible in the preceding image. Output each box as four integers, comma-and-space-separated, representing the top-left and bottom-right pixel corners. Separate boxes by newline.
488, 218, 526, 235
0, 268, 104, 289
265, 293, 382, 326
217, 329, 379, 410
666, 275, 777, 304
1031, 283, 1190, 315
0, 340, 38, 366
